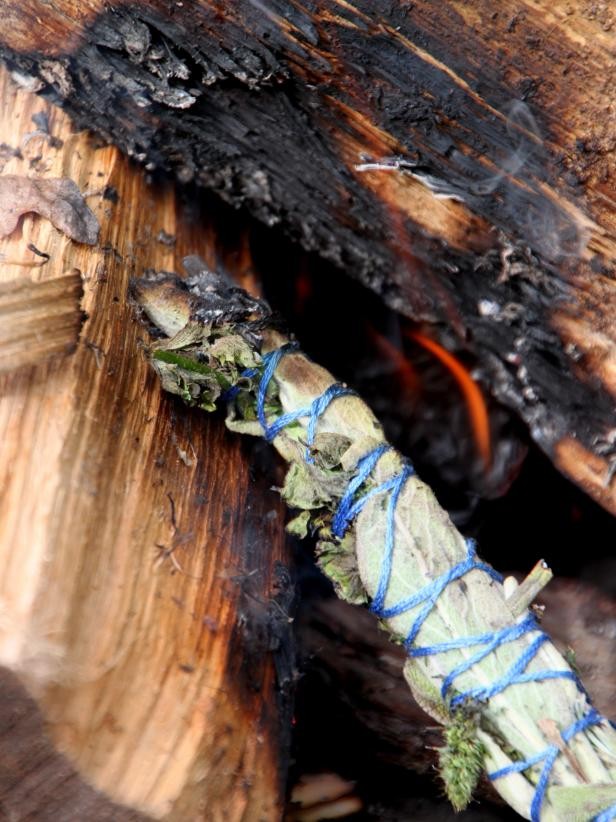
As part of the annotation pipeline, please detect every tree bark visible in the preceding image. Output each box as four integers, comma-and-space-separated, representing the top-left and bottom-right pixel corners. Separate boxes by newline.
0, 67, 293, 821
0, 0, 614, 513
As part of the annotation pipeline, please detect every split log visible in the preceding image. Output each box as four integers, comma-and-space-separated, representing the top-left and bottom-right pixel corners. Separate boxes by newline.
0, 0, 614, 512
0, 68, 293, 821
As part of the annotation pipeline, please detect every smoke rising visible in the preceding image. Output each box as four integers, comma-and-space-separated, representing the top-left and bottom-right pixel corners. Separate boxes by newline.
471, 101, 588, 263
471, 101, 540, 196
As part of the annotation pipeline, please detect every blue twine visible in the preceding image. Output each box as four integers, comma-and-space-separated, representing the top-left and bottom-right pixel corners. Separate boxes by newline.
489, 708, 605, 822
224, 343, 614, 820
595, 803, 616, 822
256, 342, 300, 434
222, 368, 259, 402
252, 342, 354, 460
371, 463, 416, 613
221, 345, 293, 403
379, 539, 501, 641
331, 443, 392, 537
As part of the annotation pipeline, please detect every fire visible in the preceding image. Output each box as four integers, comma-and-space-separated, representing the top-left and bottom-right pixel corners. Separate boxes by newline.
367, 326, 420, 394
406, 329, 492, 469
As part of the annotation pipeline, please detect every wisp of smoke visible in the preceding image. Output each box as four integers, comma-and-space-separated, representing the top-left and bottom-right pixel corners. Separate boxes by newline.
471, 101, 588, 263
471, 101, 540, 196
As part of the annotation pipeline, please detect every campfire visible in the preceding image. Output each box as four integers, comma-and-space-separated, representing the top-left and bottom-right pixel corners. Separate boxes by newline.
0, 3, 615, 821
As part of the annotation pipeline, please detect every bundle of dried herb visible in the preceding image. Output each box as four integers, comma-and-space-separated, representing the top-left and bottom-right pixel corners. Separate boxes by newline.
131, 259, 616, 822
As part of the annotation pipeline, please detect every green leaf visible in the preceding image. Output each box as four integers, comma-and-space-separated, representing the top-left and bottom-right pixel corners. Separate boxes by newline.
209, 334, 258, 369
316, 534, 367, 605
152, 349, 231, 389
281, 462, 334, 510
549, 785, 616, 821
286, 510, 312, 538
437, 707, 485, 812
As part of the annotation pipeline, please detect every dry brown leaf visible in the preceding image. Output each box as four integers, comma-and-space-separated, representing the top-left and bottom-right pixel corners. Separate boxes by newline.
0, 175, 99, 243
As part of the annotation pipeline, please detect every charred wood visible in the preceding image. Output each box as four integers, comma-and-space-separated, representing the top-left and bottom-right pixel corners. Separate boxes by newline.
0, 0, 614, 511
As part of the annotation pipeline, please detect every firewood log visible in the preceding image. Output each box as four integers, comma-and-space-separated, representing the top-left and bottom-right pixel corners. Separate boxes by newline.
0, 67, 292, 822
0, 0, 614, 512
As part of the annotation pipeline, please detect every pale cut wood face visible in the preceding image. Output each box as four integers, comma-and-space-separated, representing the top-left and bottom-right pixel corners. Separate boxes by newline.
0, 68, 289, 820
0, 0, 613, 513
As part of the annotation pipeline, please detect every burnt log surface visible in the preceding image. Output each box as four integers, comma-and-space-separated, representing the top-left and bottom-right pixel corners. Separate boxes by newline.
0, 2, 615, 511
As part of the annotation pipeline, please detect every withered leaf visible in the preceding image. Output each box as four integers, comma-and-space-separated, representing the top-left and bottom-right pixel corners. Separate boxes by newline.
0, 175, 99, 244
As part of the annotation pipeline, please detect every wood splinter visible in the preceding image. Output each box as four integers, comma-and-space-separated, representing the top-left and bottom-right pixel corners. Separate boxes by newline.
504, 560, 554, 618
0, 271, 85, 372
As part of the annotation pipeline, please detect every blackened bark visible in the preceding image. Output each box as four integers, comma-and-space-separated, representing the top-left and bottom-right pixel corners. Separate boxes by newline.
1, 0, 614, 511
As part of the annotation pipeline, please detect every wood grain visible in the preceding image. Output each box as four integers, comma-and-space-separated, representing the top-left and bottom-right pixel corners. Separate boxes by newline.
0, 272, 84, 371
0, 67, 291, 821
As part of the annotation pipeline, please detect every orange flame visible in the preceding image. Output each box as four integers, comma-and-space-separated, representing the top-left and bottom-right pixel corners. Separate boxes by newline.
406, 330, 492, 468
367, 326, 420, 394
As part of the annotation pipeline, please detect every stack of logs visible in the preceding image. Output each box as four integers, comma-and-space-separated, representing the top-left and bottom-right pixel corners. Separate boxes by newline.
0, 1, 615, 818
